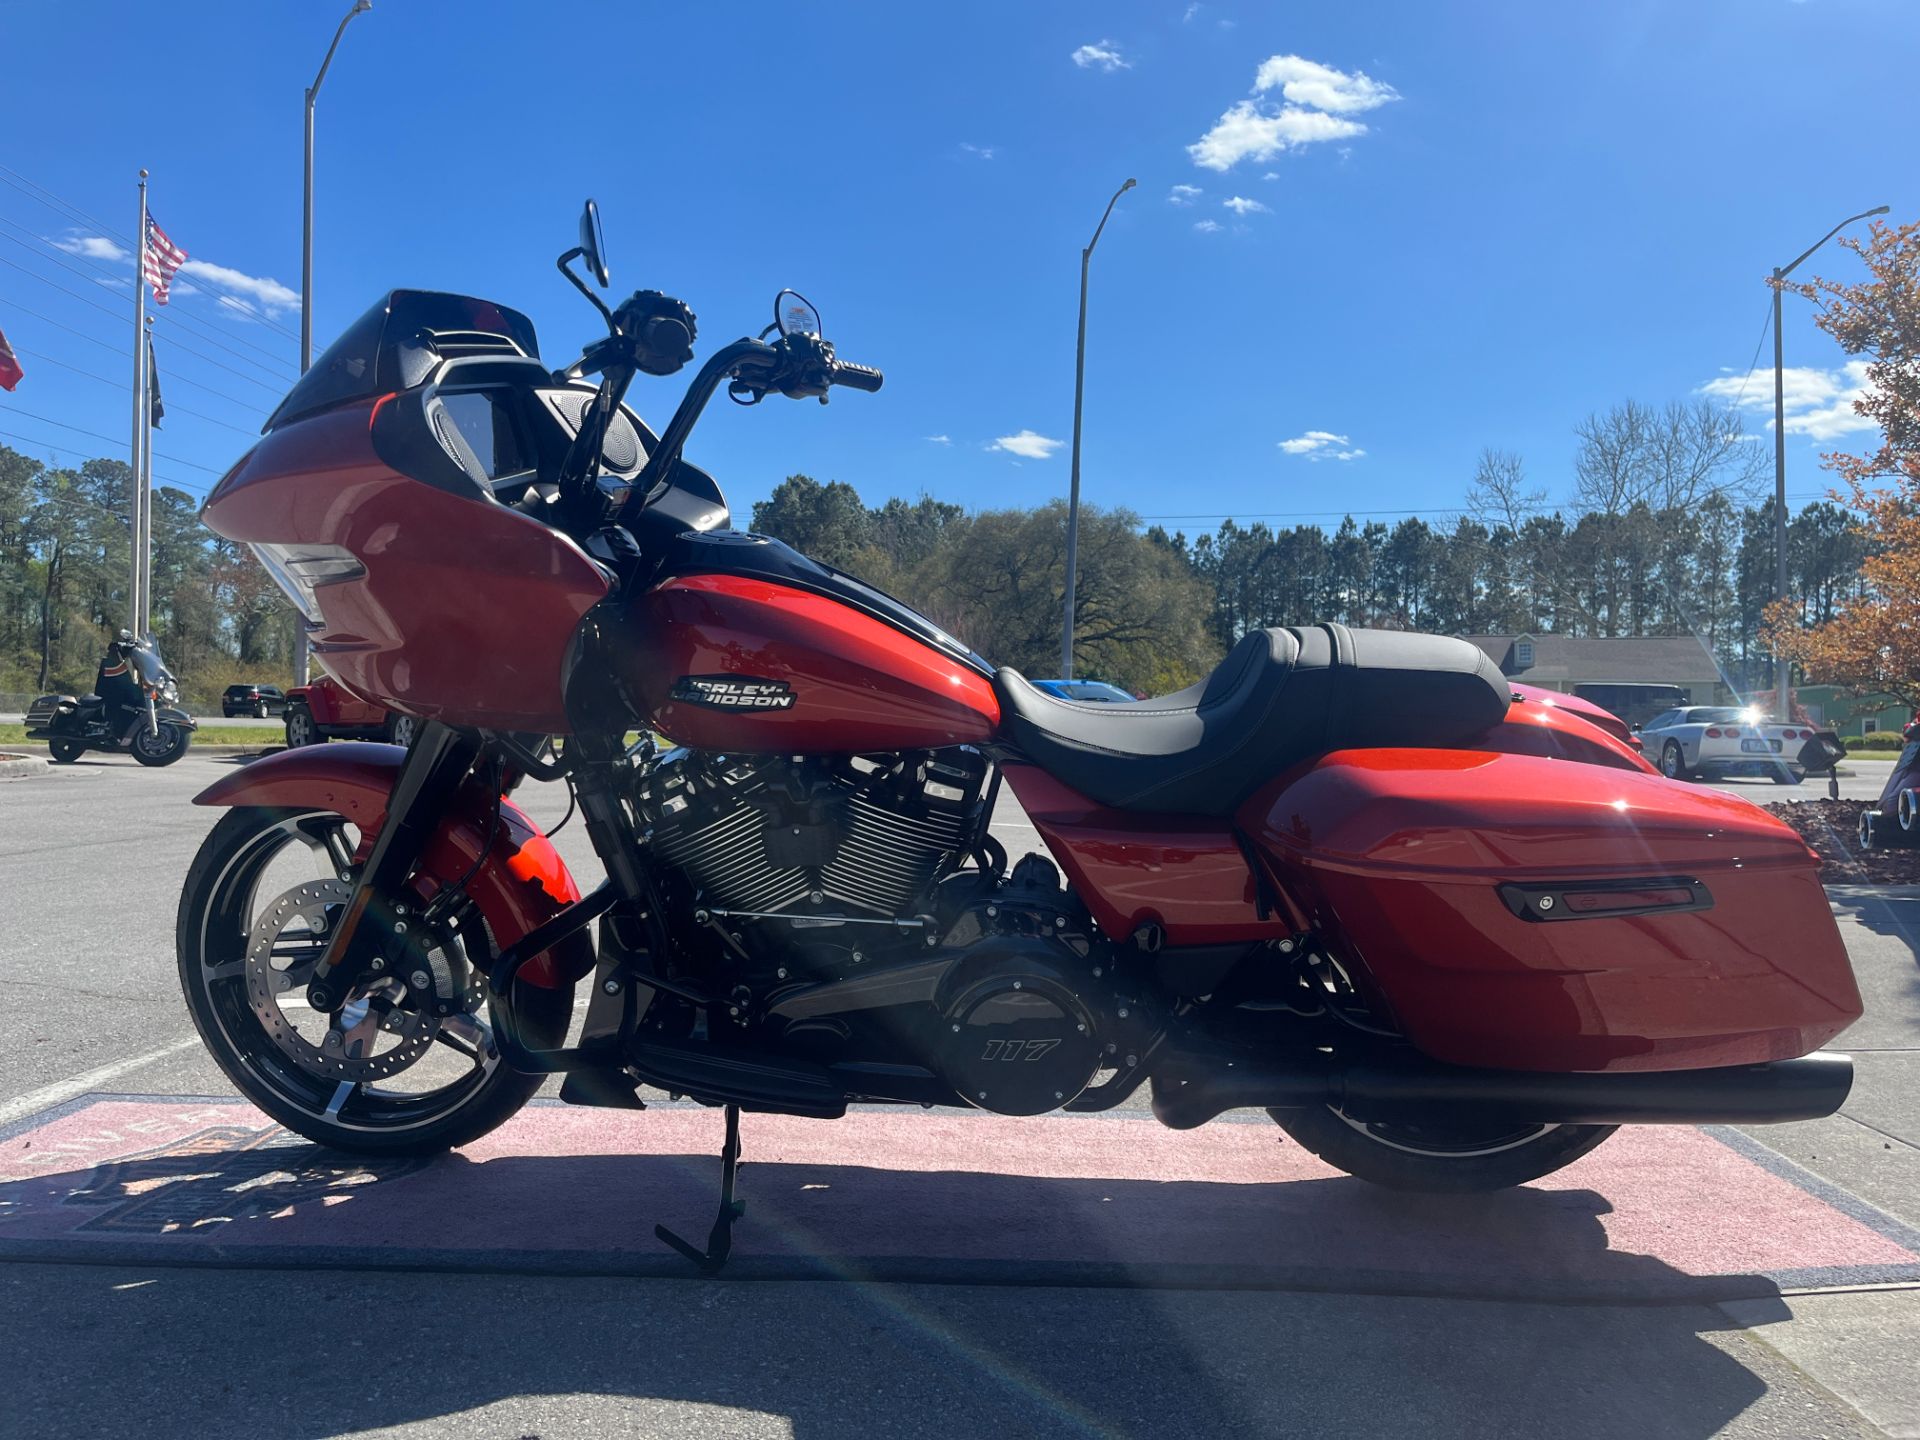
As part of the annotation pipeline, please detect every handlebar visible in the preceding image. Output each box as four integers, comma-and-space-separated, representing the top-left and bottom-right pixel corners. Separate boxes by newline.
830, 360, 884, 393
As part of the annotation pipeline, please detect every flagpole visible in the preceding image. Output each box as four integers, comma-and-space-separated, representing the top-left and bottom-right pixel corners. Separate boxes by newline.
142, 314, 155, 638
128, 169, 148, 637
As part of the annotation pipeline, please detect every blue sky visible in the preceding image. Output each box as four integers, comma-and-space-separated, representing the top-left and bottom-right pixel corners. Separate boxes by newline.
1, 0, 1913, 532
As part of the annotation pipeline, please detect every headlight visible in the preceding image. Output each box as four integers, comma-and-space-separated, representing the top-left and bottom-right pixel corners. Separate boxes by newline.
249, 543, 365, 624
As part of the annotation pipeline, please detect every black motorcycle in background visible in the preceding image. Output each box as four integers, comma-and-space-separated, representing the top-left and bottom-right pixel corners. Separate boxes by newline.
25, 632, 196, 767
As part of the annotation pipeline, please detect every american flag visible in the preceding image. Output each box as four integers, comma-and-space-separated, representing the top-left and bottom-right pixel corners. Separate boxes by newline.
142, 215, 188, 305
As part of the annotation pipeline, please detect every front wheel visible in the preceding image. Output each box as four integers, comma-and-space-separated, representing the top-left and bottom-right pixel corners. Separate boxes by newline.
176, 805, 572, 1156
283, 706, 318, 748
47, 736, 86, 764
385, 712, 418, 748
131, 723, 192, 767
1271, 1105, 1616, 1192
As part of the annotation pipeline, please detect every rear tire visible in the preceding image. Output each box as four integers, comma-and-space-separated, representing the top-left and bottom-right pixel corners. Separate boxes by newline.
1661, 741, 1690, 781
47, 737, 85, 764
1771, 767, 1799, 785
1271, 1104, 1617, 1192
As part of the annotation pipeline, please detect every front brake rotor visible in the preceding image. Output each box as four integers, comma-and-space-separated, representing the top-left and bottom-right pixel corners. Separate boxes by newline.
244, 879, 440, 1083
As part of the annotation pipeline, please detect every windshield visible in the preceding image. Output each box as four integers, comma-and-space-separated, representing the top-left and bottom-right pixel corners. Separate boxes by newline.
264, 290, 539, 434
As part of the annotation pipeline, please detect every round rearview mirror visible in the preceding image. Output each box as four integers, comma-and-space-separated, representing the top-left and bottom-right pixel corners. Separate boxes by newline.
579, 199, 609, 288
774, 289, 821, 337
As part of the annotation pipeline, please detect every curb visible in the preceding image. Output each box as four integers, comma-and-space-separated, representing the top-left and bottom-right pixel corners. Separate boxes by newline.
0, 752, 47, 780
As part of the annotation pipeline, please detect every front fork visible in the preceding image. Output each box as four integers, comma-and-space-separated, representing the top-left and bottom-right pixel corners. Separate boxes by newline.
304, 722, 484, 1013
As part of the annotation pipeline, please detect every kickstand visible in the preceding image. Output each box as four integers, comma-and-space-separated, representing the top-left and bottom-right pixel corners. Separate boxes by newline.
656, 1103, 744, 1274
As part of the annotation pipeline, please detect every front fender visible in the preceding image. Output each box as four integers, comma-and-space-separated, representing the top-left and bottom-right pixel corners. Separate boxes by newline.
194, 743, 592, 989
156, 707, 197, 728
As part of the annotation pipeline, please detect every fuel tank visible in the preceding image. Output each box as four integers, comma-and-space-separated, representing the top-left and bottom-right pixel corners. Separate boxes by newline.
614, 532, 1000, 752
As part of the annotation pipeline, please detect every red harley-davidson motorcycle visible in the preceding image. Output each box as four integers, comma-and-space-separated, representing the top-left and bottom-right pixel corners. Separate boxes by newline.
180, 202, 1861, 1270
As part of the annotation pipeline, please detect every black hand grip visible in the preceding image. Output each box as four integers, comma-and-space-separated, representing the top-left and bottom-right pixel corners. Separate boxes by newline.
831, 360, 884, 393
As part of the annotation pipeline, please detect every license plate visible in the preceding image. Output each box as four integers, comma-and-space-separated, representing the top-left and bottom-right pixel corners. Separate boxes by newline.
1741, 738, 1782, 753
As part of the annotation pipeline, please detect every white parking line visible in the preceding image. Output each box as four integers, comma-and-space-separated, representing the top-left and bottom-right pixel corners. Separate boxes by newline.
0, 1037, 203, 1127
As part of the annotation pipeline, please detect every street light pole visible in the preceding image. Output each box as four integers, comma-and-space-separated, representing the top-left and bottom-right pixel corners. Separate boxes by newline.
1768, 203, 1887, 722
1061, 176, 1135, 681
295, 0, 370, 686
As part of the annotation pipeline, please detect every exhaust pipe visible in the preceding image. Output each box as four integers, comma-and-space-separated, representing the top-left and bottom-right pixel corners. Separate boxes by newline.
1149, 1048, 1853, 1131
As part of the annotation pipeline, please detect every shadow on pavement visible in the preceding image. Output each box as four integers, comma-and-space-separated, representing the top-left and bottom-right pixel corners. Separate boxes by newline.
1829, 888, 1920, 969
0, 1140, 1785, 1304
0, 1254, 1800, 1440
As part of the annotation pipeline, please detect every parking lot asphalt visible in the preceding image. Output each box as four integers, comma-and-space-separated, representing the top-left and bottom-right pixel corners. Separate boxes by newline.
1, 751, 1915, 1437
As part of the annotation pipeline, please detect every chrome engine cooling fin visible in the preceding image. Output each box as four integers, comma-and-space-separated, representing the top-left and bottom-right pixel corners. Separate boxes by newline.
640, 750, 990, 925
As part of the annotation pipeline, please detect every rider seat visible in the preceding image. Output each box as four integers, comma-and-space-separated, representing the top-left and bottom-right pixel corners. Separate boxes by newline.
993, 623, 1511, 816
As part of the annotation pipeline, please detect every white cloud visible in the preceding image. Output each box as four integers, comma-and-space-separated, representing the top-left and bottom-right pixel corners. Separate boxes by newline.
1168, 184, 1203, 206
48, 232, 301, 317
52, 234, 129, 262
1279, 430, 1364, 461
1193, 219, 1222, 234
1183, 2, 1200, 20
1262, 171, 1281, 181
177, 259, 300, 317
1071, 40, 1130, 72
1189, 101, 1368, 171
959, 142, 996, 161
1698, 361, 1877, 441
1222, 196, 1269, 216
1253, 55, 1400, 114
990, 429, 1063, 460
1189, 55, 1400, 172
925, 434, 951, 445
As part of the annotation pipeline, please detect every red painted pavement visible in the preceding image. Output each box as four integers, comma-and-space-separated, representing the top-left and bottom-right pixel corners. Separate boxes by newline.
1, 1097, 1914, 1300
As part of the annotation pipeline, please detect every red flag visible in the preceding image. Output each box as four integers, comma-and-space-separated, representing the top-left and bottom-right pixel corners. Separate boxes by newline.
0, 323, 22, 391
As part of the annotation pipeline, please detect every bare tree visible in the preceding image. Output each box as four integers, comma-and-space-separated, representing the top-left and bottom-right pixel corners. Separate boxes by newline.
1466, 448, 1545, 533
1574, 399, 1762, 517
1573, 400, 1652, 517
1642, 400, 1766, 510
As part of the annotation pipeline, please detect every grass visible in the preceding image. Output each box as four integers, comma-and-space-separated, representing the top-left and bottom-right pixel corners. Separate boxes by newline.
0, 722, 276, 748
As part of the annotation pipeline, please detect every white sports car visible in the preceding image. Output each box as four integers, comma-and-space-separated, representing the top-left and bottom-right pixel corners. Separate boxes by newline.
1639, 705, 1815, 784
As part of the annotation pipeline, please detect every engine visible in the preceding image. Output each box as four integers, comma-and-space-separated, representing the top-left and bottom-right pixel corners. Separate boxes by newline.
636, 747, 993, 940
631, 747, 1138, 1114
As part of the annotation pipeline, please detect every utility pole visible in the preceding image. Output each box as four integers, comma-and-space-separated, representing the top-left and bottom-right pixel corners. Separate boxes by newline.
1060, 176, 1135, 680
1769, 203, 1887, 721
127, 169, 148, 638
295, 0, 371, 685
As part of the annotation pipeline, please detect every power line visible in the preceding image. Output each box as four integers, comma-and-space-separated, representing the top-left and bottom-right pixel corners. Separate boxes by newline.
0, 270, 291, 398
0, 402, 224, 474
0, 164, 307, 347
5, 343, 260, 437
0, 425, 211, 495
1720, 297, 1777, 417
0, 218, 298, 377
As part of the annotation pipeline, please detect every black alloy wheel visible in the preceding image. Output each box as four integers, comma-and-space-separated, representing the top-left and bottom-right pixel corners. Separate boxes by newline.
176, 805, 572, 1156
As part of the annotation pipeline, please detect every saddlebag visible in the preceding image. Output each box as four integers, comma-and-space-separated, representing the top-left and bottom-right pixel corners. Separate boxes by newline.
24, 694, 73, 730
1239, 749, 1862, 1073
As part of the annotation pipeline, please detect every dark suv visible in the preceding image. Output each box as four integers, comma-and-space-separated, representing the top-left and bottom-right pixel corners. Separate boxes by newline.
221, 683, 287, 718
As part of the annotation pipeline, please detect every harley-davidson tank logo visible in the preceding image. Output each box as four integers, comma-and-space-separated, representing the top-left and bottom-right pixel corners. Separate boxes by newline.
671, 675, 797, 710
